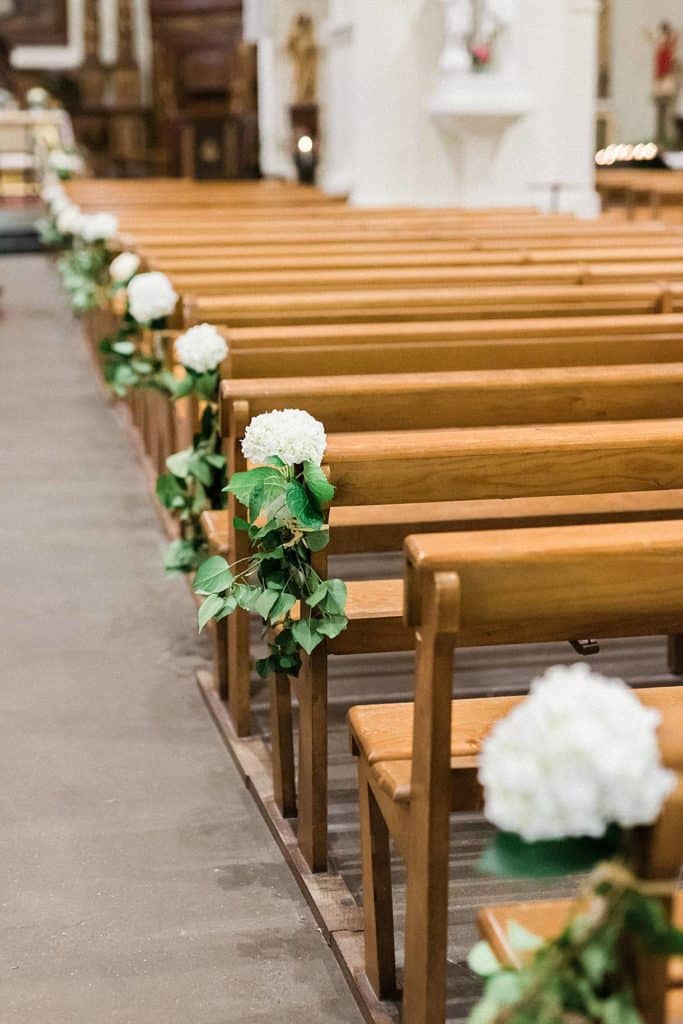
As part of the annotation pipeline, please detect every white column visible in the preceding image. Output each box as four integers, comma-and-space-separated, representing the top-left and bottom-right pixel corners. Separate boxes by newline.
350, 0, 462, 206
319, 0, 354, 195
561, 0, 601, 215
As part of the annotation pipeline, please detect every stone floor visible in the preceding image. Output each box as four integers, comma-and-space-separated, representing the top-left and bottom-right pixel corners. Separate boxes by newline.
0, 255, 363, 1024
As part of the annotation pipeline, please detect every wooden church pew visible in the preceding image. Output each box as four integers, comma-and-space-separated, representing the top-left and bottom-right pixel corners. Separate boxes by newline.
187, 281, 677, 329
348, 522, 683, 1022
229, 418, 683, 869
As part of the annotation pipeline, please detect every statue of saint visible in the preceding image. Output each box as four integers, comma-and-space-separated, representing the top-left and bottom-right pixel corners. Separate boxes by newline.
645, 21, 678, 143
286, 13, 317, 105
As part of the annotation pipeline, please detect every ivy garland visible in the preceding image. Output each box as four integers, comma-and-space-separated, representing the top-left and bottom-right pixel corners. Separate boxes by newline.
193, 457, 347, 678
98, 314, 169, 398
156, 391, 226, 574
469, 855, 683, 1024
58, 242, 111, 314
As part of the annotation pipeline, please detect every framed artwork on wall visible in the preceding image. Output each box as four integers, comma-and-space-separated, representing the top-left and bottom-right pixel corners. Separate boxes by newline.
0, 0, 69, 48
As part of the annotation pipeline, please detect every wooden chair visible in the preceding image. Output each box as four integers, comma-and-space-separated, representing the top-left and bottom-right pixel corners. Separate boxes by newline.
348, 521, 683, 1023
476, 704, 683, 1024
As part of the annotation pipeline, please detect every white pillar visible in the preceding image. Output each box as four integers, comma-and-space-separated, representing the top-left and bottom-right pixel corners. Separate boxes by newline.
350, 0, 462, 206
318, 0, 354, 194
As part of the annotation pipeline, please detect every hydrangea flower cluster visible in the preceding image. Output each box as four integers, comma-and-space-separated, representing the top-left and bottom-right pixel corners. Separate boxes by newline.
127, 271, 178, 325
80, 212, 118, 244
109, 251, 140, 284
56, 204, 84, 236
174, 323, 228, 374
48, 149, 85, 177
479, 663, 676, 842
26, 86, 49, 109
241, 409, 327, 467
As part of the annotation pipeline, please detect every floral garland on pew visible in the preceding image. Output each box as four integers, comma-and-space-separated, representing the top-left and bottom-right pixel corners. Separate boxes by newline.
192, 409, 348, 679
155, 324, 229, 573
38, 183, 119, 313
99, 268, 179, 397
468, 664, 683, 1024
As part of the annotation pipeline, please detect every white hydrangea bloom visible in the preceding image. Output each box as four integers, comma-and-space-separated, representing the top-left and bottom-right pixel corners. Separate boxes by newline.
80, 212, 118, 243
109, 251, 140, 283
479, 663, 676, 843
127, 271, 179, 324
41, 181, 63, 205
27, 86, 49, 108
175, 323, 228, 374
241, 409, 327, 466
48, 149, 84, 175
56, 204, 84, 236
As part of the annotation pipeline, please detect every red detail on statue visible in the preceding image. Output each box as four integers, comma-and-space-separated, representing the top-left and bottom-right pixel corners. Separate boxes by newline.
655, 37, 676, 80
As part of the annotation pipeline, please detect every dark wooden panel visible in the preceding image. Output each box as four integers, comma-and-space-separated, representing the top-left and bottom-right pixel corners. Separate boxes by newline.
0, 0, 68, 47
150, 0, 241, 14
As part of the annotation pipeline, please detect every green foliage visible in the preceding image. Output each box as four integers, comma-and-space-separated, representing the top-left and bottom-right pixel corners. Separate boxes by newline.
58, 241, 110, 314
37, 215, 67, 249
193, 459, 347, 677
478, 827, 623, 879
467, 858, 683, 1024
157, 404, 226, 574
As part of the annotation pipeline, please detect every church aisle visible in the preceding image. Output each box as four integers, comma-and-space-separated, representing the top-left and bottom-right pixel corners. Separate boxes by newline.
0, 256, 362, 1024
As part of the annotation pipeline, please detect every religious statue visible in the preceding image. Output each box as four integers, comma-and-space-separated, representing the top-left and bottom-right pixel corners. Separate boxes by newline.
469, 0, 515, 71
286, 13, 317, 105
645, 21, 678, 143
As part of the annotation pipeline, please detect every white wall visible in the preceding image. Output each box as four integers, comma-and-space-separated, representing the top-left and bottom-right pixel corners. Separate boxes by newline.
611, 0, 681, 141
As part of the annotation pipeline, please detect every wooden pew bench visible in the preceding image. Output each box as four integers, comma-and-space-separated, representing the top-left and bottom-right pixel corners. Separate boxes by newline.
223, 419, 683, 870
188, 282, 677, 329
348, 522, 683, 1023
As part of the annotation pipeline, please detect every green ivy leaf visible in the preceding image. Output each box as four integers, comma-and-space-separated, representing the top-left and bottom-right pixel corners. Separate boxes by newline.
304, 529, 330, 552
314, 615, 348, 639
254, 589, 279, 620
156, 472, 185, 508
173, 374, 194, 399
478, 828, 621, 879
303, 461, 335, 504
324, 578, 347, 615
467, 941, 501, 978
233, 516, 250, 532
227, 466, 283, 508
269, 592, 297, 623
286, 481, 324, 528
188, 453, 213, 487
164, 538, 200, 574
193, 556, 233, 595
291, 618, 324, 655
507, 920, 544, 954
112, 339, 136, 356
166, 448, 192, 479
214, 594, 238, 621
198, 593, 224, 631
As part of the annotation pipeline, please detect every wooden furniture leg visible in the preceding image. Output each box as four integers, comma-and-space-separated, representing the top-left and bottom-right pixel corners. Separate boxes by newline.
296, 644, 328, 872
227, 607, 252, 736
213, 616, 229, 701
358, 760, 397, 998
271, 672, 297, 818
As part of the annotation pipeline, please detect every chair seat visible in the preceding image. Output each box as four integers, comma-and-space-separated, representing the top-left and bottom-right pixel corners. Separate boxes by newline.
478, 894, 683, 992
349, 686, 683, 804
